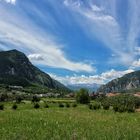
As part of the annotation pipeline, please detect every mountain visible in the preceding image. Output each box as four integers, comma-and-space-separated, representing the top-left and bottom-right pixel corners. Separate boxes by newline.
68, 83, 100, 93
97, 70, 140, 93
0, 49, 70, 93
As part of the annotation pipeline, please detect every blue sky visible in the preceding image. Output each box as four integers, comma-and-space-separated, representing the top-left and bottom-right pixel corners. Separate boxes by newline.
0, 0, 140, 85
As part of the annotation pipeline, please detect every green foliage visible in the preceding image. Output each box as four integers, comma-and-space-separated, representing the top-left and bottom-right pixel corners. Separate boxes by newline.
101, 99, 110, 110
34, 103, 40, 109
15, 96, 23, 104
88, 104, 93, 110
110, 95, 136, 113
89, 102, 101, 110
32, 95, 40, 103
65, 103, 70, 108
72, 103, 77, 107
0, 100, 140, 139
12, 104, 18, 110
76, 88, 90, 104
0, 93, 8, 102
44, 104, 49, 108
0, 104, 4, 110
133, 96, 140, 109
92, 102, 101, 110
59, 103, 64, 108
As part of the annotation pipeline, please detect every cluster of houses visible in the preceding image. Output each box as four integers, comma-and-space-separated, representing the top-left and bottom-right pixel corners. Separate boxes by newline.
36, 93, 75, 98
7, 85, 140, 99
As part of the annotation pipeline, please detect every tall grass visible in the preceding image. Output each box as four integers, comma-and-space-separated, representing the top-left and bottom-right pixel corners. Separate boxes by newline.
0, 102, 140, 140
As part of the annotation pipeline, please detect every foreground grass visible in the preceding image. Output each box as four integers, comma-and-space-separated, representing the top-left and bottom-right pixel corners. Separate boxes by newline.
0, 103, 140, 140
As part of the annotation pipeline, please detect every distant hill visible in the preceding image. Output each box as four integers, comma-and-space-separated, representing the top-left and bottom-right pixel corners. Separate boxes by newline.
97, 70, 140, 93
0, 50, 70, 93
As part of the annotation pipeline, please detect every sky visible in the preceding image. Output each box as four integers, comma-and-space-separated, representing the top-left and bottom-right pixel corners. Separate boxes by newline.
0, 0, 140, 86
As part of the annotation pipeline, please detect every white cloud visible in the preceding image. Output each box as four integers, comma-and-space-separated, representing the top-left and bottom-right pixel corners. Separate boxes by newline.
28, 54, 44, 61
0, 3, 95, 73
49, 69, 134, 85
0, 0, 16, 4
90, 5, 102, 12
130, 59, 140, 69
64, 0, 81, 7
101, 69, 134, 80
64, 0, 140, 65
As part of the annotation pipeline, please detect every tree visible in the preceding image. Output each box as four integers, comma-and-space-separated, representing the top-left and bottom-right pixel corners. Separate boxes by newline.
16, 95, 23, 104
0, 93, 8, 102
76, 88, 90, 104
32, 95, 40, 103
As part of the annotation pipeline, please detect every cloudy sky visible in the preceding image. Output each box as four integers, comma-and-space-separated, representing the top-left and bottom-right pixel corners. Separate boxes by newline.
0, 0, 140, 85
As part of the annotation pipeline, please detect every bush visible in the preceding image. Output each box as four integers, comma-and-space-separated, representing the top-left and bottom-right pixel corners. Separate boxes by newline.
16, 96, 23, 104
111, 94, 136, 113
59, 103, 64, 108
34, 103, 40, 109
12, 104, 18, 110
88, 102, 101, 110
72, 103, 77, 108
0, 93, 8, 102
0, 104, 4, 110
134, 96, 140, 109
101, 99, 110, 110
92, 102, 101, 110
127, 105, 135, 113
113, 105, 119, 112
44, 104, 49, 108
76, 88, 90, 104
66, 103, 70, 108
88, 104, 93, 110
32, 95, 40, 103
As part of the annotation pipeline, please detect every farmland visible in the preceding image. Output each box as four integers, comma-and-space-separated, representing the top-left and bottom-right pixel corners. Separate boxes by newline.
0, 100, 140, 140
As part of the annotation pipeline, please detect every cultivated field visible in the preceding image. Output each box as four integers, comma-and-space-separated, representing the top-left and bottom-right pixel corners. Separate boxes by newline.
0, 100, 140, 140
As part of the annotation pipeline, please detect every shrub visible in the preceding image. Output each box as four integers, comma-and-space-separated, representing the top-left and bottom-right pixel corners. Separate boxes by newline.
12, 104, 18, 110
101, 99, 110, 110
72, 103, 77, 108
66, 103, 70, 108
0, 104, 4, 110
92, 102, 101, 110
16, 96, 23, 104
127, 105, 135, 113
102, 104, 110, 110
76, 88, 90, 104
32, 95, 40, 103
88, 104, 93, 110
34, 103, 40, 109
44, 104, 49, 108
113, 105, 119, 112
0, 93, 8, 102
59, 103, 64, 108
134, 96, 140, 109
111, 94, 136, 113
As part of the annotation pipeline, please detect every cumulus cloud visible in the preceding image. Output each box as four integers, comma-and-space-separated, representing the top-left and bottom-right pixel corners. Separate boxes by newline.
28, 54, 44, 61
49, 69, 134, 85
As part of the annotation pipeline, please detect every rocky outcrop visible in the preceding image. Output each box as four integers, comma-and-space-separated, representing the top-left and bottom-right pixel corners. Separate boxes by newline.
97, 70, 140, 93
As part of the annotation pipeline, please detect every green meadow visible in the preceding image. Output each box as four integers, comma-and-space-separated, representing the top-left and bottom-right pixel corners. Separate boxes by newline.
0, 101, 140, 140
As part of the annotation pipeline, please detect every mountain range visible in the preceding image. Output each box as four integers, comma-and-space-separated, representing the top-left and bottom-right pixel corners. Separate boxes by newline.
68, 83, 100, 93
97, 70, 140, 93
0, 50, 70, 93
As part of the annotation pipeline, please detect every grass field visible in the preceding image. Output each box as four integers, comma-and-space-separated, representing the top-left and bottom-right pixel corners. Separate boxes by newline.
0, 101, 140, 140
